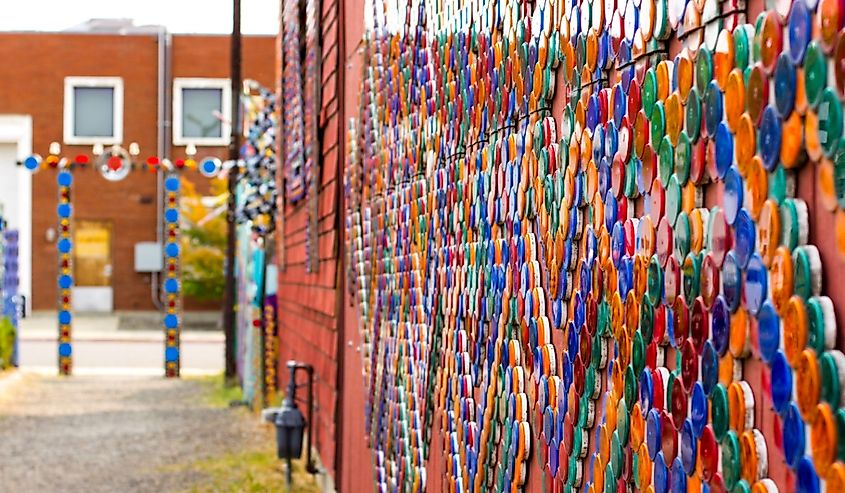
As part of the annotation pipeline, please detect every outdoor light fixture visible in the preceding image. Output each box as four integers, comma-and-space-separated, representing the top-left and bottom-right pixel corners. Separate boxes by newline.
274, 395, 305, 460
262, 360, 318, 489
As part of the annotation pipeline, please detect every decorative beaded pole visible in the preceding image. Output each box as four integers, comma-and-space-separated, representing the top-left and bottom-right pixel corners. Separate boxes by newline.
22, 150, 220, 378
4, 229, 21, 368
56, 169, 73, 375
162, 172, 182, 378
262, 291, 277, 407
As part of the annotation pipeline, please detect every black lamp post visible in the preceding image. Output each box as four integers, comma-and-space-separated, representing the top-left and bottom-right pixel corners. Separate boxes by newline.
263, 360, 318, 490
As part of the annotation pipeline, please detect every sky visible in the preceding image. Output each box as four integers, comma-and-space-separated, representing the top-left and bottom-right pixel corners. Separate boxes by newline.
0, 0, 280, 34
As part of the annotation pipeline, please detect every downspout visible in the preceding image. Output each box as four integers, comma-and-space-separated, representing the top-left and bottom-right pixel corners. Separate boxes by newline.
152, 27, 172, 311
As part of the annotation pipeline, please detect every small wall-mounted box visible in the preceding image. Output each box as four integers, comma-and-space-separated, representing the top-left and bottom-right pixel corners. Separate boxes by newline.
134, 242, 163, 272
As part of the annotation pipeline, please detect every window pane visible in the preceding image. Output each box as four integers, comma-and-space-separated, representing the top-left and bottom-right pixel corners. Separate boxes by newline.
74, 87, 115, 138
182, 88, 223, 139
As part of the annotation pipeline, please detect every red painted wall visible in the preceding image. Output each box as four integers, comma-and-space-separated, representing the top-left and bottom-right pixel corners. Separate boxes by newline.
273, 0, 368, 483
279, 0, 845, 490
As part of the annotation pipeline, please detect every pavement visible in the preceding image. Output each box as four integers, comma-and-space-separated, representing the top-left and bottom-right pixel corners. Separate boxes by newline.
0, 312, 267, 492
0, 372, 270, 493
17, 311, 224, 376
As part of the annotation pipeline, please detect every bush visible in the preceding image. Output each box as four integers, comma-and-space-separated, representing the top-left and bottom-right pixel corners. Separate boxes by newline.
0, 317, 15, 369
180, 177, 227, 303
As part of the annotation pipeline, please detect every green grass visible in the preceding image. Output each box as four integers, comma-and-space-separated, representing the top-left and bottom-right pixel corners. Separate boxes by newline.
182, 448, 320, 493
175, 372, 320, 493
189, 372, 246, 408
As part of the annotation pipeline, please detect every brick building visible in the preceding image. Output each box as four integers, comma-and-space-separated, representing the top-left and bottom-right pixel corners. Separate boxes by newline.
0, 20, 275, 311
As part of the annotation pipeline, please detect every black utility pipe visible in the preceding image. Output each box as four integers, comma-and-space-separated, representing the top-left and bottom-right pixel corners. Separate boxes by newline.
224, 0, 242, 380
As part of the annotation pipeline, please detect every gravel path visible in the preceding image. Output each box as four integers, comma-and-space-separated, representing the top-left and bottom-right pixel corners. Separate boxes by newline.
0, 372, 268, 493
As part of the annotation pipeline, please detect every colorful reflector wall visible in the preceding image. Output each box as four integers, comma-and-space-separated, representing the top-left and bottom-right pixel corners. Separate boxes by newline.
345, 0, 845, 491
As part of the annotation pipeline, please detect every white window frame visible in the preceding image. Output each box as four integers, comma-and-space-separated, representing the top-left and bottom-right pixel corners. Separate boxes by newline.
172, 78, 231, 146
63, 76, 124, 145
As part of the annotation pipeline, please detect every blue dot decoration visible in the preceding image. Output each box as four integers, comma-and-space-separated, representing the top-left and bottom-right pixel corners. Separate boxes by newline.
783, 402, 806, 469
744, 254, 768, 316
797, 456, 821, 493
164, 278, 179, 293
165, 208, 179, 223
646, 408, 662, 459
165, 242, 180, 258
722, 252, 743, 312
758, 301, 781, 364
58, 310, 72, 325
165, 347, 179, 362
671, 457, 686, 493
165, 176, 180, 192
723, 167, 744, 225
653, 452, 669, 493
759, 106, 782, 171
690, 381, 708, 437
770, 351, 793, 415
57, 238, 72, 253
681, 419, 697, 475
58, 343, 72, 357
57, 171, 72, 187
57, 203, 72, 219
23, 155, 40, 171
58, 275, 73, 289
700, 341, 719, 396
201, 159, 219, 175
774, 53, 797, 118
164, 314, 179, 328
710, 296, 730, 356
788, 0, 812, 65
714, 122, 734, 180
733, 209, 757, 269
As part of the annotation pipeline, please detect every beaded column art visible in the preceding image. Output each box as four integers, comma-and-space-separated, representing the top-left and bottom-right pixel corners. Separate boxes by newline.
3, 229, 19, 368
163, 173, 182, 377
56, 169, 73, 376
21, 151, 207, 379
263, 291, 278, 407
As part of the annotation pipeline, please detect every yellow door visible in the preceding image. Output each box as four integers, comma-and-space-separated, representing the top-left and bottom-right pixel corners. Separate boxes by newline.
74, 220, 112, 287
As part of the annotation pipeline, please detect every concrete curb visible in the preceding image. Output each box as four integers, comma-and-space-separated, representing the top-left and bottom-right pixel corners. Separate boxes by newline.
20, 366, 220, 377
19, 332, 224, 343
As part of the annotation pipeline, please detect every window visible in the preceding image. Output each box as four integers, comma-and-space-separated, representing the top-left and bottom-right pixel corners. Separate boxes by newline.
63, 77, 124, 145
173, 78, 231, 146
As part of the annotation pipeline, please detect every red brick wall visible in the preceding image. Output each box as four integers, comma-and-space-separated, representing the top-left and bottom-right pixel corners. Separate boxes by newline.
274, 0, 354, 480
0, 32, 275, 310
320, 0, 845, 492
170, 35, 277, 161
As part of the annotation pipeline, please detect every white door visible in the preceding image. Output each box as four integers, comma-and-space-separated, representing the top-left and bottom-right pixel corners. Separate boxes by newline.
0, 144, 21, 231
0, 116, 32, 313
0, 144, 24, 308
72, 220, 113, 313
